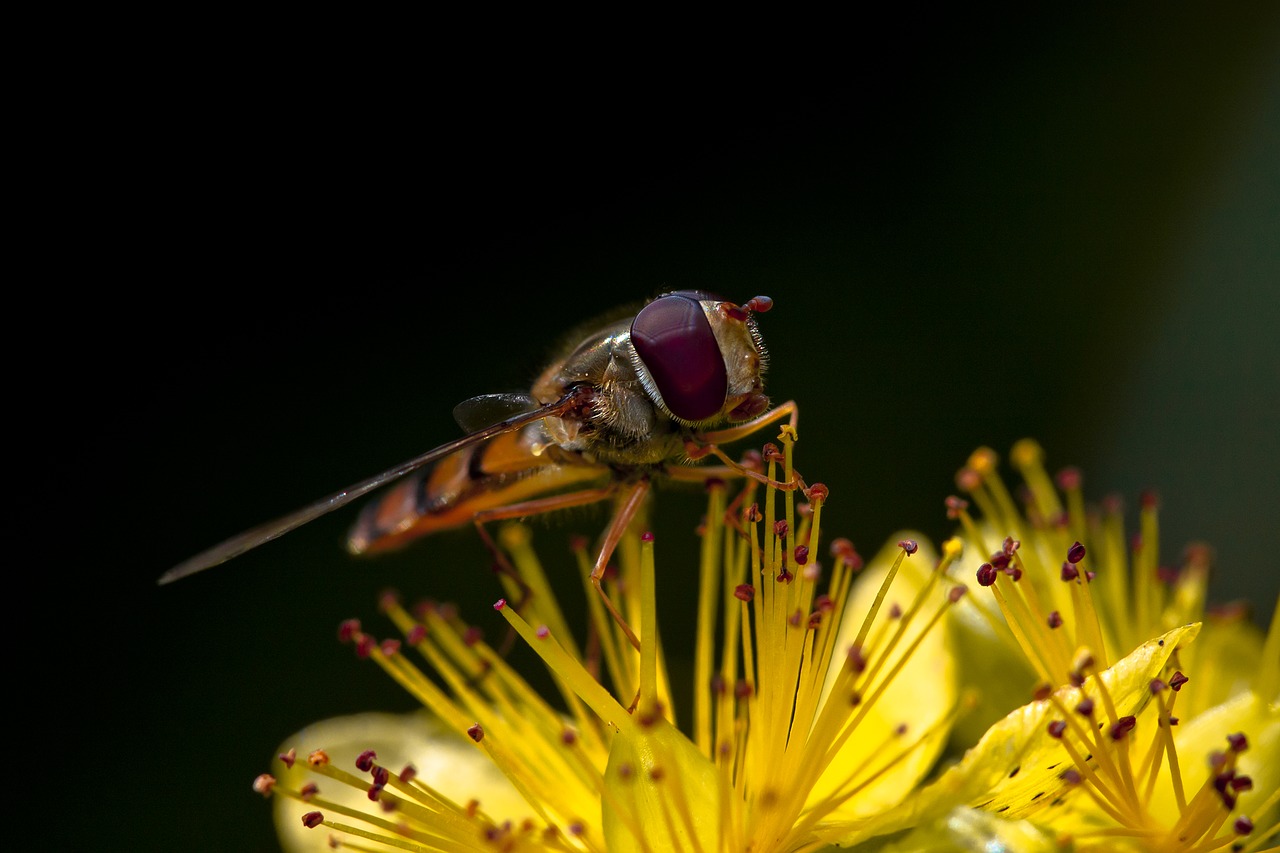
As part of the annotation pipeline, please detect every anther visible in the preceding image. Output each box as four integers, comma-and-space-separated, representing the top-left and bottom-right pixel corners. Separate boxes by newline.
406, 624, 426, 644
805, 482, 829, 502
1061, 562, 1080, 581
1109, 716, 1137, 740
252, 774, 276, 796
1169, 671, 1189, 691
1048, 611, 1063, 629
955, 467, 982, 492
278, 749, 296, 769
898, 539, 918, 555
1067, 541, 1086, 564
1047, 720, 1067, 739
355, 750, 377, 772
1075, 697, 1095, 717
945, 495, 968, 518
307, 749, 330, 767
1055, 466, 1082, 491
337, 619, 361, 643
794, 545, 810, 565
380, 639, 401, 657
301, 811, 324, 829
977, 563, 998, 587
300, 782, 318, 801
468, 724, 484, 742
734, 583, 755, 602
1227, 732, 1248, 752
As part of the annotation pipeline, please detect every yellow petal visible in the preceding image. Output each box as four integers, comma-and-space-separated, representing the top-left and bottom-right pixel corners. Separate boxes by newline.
601, 717, 720, 853
809, 534, 958, 819
1147, 690, 1280, 830
272, 710, 530, 852
875, 806, 1066, 852
822, 623, 1199, 846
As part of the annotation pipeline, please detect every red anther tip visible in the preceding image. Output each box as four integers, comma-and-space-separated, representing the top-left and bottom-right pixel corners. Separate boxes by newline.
467, 723, 484, 742
1067, 541, 1086, 564
380, 639, 401, 657
1234, 816, 1254, 835
1169, 671, 1189, 691
1109, 715, 1136, 740
794, 545, 810, 565
406, 624, 426, 644
948, 586, 968, 602
302, 811, 324, 828
805, 483, 829, 501
641, 531, 655, 542
1227, 732, 1248, 752
355, 749, 377, 772
278, 748, 296, 769
1047, 720, 1067, 739
746, 295, 773, 313
898, 539, 918, 555
955, 467, 982, 492
1047, 611, 1063, 628
536, 625, 550, 639
253, 774, 276, 796
734, 583, 755, 602
494, 599, 507, 610
337, 619, 361, 643
378, 589, 401, 611
976, 563, 998, 587
1055, 466, 1082, 490
1140, 489, 1159, 509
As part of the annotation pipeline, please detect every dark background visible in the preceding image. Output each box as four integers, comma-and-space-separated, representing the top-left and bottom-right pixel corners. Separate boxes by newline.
60, 10, 1276, 851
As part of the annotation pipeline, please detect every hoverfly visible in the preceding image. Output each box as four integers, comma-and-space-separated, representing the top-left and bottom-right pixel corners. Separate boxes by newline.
160, 290, 799, 646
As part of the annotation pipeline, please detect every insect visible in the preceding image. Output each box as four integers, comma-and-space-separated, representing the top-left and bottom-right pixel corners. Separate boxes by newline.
160, 290, 800, 645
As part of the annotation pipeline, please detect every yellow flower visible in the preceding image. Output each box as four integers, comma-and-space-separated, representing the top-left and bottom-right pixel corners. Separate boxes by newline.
859, 441, 1279, 851
254, 428, 970, 851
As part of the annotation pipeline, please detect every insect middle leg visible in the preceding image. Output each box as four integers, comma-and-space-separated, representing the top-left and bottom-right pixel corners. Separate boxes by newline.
468, 481, 647, 651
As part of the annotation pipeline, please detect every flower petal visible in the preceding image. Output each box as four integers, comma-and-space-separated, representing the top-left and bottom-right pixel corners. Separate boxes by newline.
272, 710, 529, 852
820, 623, 1199, 846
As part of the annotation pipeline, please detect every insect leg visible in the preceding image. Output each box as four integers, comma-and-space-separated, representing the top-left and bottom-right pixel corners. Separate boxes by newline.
685, 400, 803, 490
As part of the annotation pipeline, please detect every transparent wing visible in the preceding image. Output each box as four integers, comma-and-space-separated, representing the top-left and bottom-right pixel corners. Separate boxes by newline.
452, 393, 541, 433
158, 391, 582, 585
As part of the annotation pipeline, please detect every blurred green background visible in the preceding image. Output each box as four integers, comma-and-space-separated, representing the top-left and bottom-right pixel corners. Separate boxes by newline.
70, 10, 1276, 852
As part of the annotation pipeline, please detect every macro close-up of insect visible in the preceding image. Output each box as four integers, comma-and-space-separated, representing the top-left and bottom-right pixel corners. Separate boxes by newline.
160, 290, 801, 644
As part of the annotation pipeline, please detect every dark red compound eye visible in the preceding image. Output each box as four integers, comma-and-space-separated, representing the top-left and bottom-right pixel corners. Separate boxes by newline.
631, 293, 728, 421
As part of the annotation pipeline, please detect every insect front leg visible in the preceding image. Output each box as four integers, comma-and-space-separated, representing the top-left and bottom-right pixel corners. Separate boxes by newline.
685, 400, 803, 490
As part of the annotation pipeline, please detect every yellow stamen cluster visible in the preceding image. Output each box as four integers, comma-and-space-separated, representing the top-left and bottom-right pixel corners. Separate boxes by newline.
258, 427, 967, 851
951, 440, 1279, 850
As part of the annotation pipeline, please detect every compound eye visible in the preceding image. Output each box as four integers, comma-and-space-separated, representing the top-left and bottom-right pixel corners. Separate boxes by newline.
631, 294, 727, 421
